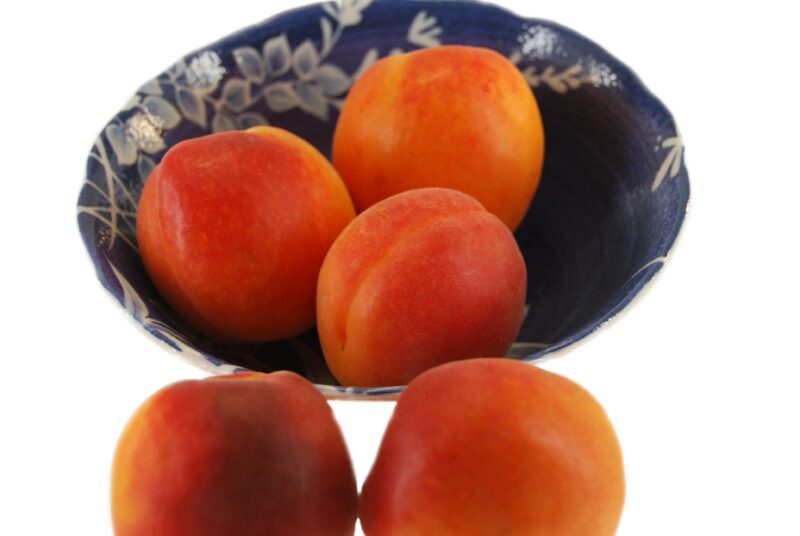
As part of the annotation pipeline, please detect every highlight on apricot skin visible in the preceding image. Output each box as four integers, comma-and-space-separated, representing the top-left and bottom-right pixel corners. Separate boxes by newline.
136, 127, 355, 344
332, 44, 545, 231
111, 371, 358, 536
317, 188, 527, 387
359, 358, 626, 536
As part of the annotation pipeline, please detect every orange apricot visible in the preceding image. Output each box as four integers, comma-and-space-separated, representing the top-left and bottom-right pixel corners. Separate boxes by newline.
317, 188, 527, 387
359, 358, 625, 535
332, 45, 545, 231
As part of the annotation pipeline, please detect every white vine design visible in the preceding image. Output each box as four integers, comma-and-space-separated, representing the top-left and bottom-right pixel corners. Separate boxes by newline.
510, 52, 621, 94
78, 140, 141, 251
522, 64, 586, 93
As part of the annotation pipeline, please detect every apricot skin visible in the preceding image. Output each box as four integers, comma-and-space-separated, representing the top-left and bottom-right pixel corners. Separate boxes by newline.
136, 127, 355, 343
111, 372, 357, 536
332, 45, 545, 231
359, 358, 625, 536
317, 188, 527, 387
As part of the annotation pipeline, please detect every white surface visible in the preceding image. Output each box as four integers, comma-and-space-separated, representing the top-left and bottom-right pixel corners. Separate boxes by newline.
1, 1, 798, 534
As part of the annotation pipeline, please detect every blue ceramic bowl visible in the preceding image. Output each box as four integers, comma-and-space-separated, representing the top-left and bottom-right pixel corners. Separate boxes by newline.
77, 0, 689, 399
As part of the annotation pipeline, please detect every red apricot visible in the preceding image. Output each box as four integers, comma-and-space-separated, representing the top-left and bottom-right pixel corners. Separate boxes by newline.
136, 127, 355, 342
111, 372, 357, 536
317, 188, 527, 387
359, 358, 625, 536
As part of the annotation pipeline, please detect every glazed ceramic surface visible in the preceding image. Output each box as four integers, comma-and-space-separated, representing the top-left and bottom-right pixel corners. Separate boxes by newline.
77, 0, 689, 398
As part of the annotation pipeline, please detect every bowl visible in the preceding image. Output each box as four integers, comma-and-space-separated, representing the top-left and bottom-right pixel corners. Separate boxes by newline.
76, 0, 689, 399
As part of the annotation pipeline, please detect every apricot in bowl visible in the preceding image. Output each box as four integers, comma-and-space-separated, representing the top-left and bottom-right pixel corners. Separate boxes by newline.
317, 188, 527, 387
136, 127, 354, 343
333, 45, 545, 231
77, 0, 689, 398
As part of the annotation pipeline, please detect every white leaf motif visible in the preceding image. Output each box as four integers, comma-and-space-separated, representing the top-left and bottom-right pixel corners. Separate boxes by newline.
339, 0, 371, 27
320, 17, 333, 55
142, 96, 180, 129
137, 155, 157, 181
316, 64, 350, 96
138, 79, 163, 96
322, 3, 338, 18
293, 40, 320, 80
670, 144, 683, 177
176, 87, 207, 128
339, 11, 361, 27
263, 34, 292, 77
652, 132, 684, 191
407, 11, 442, 48
211, 112, 237, 133
233, 46, 265, 83
167, 59, 186, 78
221, 78, 250, 113
236, 112, 269, 129
297, 82, 328, 121
564, 64, 584, 89
110, 263, 149, 323
542, 66, 567, 93
522, 66, 540, 87
105, 124, 137, 166
353, 48, 379, 80
264, 82, 300, 112
523, 64, 586, 93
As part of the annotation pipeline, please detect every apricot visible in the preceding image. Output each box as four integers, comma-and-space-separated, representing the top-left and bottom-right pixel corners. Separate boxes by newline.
111, 372, 357, 536
317, 188, 526, 387
332, 45, 545, 231
359, 358, 625, 535
137, 127, 355, 342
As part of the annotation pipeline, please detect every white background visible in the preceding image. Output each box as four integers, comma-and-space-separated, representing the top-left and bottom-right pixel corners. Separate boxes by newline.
1, 1, 799, 534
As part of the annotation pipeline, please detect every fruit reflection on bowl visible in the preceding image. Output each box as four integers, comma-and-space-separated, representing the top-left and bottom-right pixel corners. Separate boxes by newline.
76, 0, 689, 399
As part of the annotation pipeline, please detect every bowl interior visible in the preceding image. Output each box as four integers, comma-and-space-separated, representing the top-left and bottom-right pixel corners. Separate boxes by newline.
77, 0, 688, 398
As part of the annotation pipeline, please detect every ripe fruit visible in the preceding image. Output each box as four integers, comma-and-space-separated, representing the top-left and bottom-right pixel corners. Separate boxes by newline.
333, 45, 545, 231
136, 127, 355, 343
317, 188, 527, 387
359, 358, 625, 535
111, 372, 357, 536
